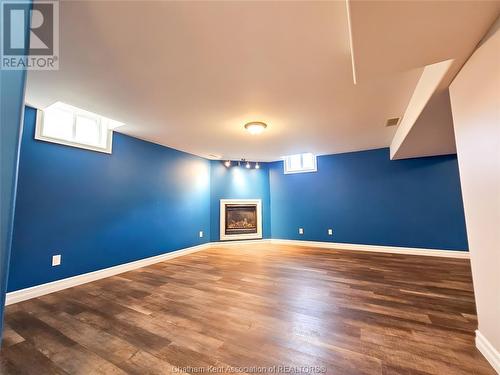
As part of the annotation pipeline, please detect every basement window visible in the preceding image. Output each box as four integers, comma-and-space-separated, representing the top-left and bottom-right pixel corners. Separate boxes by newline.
284, 153, 317, 174
35, 102, 124, 154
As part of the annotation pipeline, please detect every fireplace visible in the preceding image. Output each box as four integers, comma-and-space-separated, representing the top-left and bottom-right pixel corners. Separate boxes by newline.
220, 199, 262, 240
225, 205, 257, 235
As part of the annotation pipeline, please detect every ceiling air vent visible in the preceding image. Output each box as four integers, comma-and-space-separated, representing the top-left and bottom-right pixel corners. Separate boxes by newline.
385, 117, 401, 127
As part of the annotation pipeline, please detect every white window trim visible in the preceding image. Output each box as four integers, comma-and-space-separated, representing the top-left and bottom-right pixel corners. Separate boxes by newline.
35, 109, 113, 154
283, 153, 317, 174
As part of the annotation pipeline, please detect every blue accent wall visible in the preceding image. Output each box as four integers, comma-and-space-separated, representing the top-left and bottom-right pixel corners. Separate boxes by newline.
269, 148, 468, 250
0, 0, 31, 338
209, 161, 271, 241
8, 106, 210, 291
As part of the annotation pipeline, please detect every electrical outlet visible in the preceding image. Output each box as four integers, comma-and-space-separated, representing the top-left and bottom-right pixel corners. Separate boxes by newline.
298, 228, 304, 235
328, 228, 333, 236
52, 254, 61, 266
199, 231, 204, 238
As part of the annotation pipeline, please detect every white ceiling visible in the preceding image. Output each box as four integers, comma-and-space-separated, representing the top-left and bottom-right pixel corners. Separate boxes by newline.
25, 1, 499, 161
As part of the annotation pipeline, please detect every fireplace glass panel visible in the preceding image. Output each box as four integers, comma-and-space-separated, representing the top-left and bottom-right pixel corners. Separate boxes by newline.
225, 204, 258, 235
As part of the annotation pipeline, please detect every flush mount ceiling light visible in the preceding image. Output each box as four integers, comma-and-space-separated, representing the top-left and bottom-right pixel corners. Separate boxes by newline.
244, 121, 267, 135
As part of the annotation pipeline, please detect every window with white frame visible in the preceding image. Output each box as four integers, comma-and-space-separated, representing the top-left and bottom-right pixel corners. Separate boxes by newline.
35, 102, 124, 154
284, 153, 317, 174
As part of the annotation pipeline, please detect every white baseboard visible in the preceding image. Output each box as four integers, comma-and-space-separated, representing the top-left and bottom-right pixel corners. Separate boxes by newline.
5, 238, 468, 306
269, 239, 470, 259
476, 330, 500, 374
5, 242, 211, 306
212, 239, 271, 246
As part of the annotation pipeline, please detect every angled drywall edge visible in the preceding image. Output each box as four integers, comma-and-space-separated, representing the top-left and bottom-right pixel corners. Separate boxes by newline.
345, 0, 357, 85
390, 59, 454, 160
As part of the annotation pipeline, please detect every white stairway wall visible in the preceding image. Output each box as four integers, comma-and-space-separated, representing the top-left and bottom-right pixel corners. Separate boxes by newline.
449, 16, 500, 373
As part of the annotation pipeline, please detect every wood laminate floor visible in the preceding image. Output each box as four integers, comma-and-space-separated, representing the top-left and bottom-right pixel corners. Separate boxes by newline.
0, 244, 494, 375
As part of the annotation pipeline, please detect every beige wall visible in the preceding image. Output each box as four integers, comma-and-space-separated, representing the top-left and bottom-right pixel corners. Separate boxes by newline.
449, 17, 500, 360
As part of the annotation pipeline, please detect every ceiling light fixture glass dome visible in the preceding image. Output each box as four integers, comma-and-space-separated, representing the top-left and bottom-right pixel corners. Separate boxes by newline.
244, 121, 267, 135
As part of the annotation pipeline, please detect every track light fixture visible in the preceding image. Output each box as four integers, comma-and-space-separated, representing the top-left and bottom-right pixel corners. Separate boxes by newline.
222, 159, 261, 169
